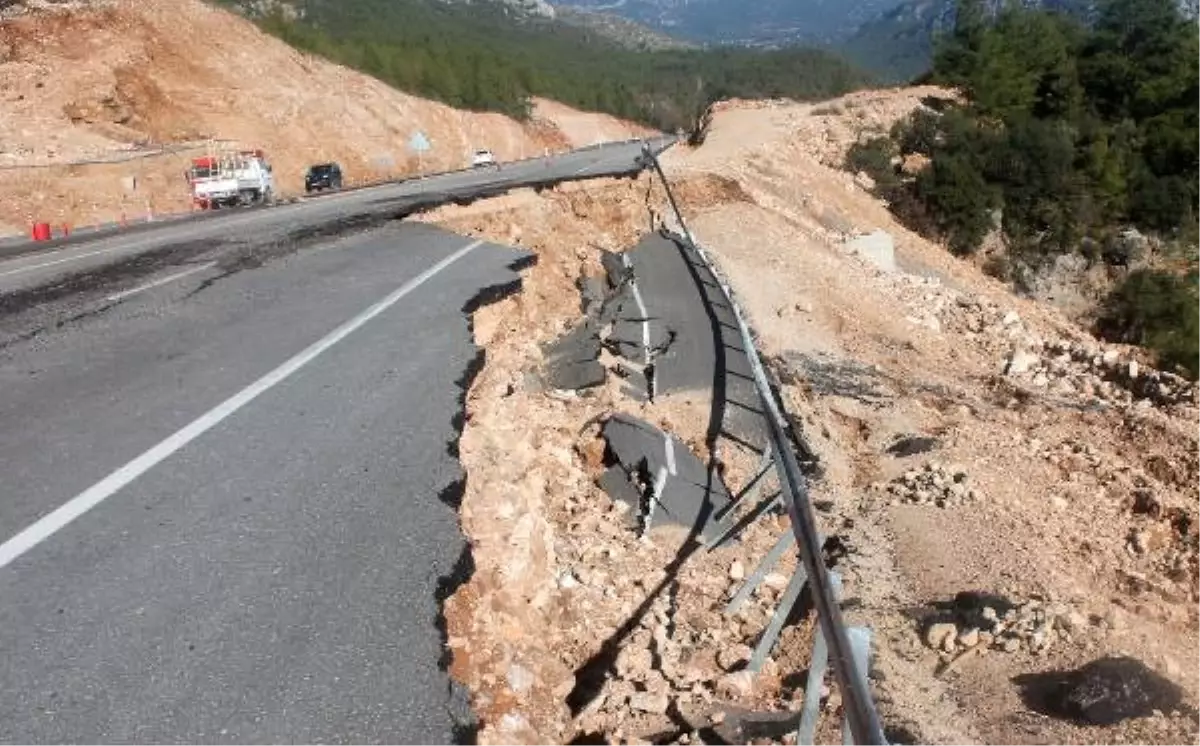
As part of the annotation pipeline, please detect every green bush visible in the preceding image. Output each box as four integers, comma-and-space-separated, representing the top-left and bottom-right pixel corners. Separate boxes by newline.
914, 151, 999, 255
891, 109, 940, 156
1097, 269, 1199, 379
845, 137, 897, 190
842, 0, 1198, 371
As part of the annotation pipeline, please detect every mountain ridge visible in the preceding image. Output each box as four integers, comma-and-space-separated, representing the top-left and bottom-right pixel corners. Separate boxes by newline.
838, 0, 1168, 82
547, 0, 907, 46
222, 0, 874, 131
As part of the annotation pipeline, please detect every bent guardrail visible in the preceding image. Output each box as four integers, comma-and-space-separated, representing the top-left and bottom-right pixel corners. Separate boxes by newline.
640, 141, 887, 746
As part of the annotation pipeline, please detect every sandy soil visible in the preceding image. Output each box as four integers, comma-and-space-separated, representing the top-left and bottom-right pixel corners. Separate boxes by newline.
0, 0, 653, 232
424, 86, 1198, 744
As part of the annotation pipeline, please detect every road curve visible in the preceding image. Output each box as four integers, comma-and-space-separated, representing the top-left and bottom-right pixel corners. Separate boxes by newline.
0, 139, 663, 742
0, 138, 670, 294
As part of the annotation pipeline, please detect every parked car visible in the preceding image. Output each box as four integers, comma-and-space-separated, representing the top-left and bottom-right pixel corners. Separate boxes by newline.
470, 149, 498, 169
304, 162, 344, 193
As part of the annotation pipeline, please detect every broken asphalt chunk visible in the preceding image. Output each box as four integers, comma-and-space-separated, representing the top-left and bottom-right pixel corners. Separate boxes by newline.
600, 414, 731, 540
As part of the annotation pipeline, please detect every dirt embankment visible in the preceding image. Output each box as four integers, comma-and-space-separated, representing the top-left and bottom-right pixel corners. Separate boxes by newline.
423, 86, 1198, 745
416, 177, 815, 744
0, 0, 654, 234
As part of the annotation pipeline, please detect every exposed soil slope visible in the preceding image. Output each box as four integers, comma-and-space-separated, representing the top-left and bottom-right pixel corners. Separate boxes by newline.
422, 86, 1198, 744
660, 87, 1198, 744
0, 0, 653, 233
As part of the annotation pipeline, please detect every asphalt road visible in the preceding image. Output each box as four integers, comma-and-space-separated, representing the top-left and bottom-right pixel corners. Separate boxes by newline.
0, 139, 663, 742
625, 232, 765, 450
0, 137, 671, 295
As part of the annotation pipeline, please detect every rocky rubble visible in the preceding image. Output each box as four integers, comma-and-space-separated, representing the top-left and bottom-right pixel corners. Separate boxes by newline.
572, 565, 786, 737
0, 0, 107, 19
1003, 338, 1198, 408
877, 461, 978, 508
824, 132, 1197, 415
877, 270, 1198, 410
922, 595, 1091, 660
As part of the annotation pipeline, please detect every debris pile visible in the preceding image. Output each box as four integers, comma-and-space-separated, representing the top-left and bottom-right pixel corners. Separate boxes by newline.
879, 462, 977, 508
922, 595, 1091, 660
1004, 339, 1198, 408
1015, 656, 1187, 726
877, 271, 1198, 411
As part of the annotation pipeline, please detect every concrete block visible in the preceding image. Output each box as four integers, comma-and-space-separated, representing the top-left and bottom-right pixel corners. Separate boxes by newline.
846, 230, 896, 273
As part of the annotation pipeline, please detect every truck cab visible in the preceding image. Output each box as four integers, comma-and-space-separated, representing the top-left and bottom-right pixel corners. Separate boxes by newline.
188, 150, 274, 209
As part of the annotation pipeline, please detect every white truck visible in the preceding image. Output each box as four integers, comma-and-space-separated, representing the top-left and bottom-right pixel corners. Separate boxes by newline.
188, 149, 275, 210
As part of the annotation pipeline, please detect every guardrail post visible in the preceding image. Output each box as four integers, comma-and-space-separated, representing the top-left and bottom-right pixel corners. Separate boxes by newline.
747, 566, 807, 673
842, 627, 875, 745
725, 529, 796, 614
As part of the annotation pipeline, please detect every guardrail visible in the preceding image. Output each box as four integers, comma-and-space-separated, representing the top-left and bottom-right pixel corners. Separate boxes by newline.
640, 142, 887, 745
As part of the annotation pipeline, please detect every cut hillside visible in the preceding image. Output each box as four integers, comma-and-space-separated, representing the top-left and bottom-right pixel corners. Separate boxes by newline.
0, 0, 654, 234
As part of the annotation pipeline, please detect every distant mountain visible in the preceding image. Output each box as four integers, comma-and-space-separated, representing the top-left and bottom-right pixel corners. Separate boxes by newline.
217, 0, 874, 132
553, 5, 696, 49
547, 0, 907, 46
840, 0, 1097, 83
839, 0, 951, 82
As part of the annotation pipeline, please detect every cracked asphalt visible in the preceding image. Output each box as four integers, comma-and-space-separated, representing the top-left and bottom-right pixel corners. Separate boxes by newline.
0, 140, 663, 743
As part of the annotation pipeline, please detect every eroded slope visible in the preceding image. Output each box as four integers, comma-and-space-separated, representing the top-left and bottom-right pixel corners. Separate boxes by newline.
424, 87, 1198, 745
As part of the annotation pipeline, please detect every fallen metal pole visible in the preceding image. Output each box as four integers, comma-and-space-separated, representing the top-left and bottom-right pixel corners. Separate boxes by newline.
640, 142, 887, 745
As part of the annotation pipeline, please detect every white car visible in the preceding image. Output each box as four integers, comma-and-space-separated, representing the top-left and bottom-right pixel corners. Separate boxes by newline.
471, 149, 498, 169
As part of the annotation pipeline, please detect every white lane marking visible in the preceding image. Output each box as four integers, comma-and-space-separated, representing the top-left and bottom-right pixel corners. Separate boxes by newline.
106, 262, 217, 302
570, 160, 599, 177
620, 254, 652, 365
630, 282, 651, 361
0, 244, 141, 280
643, 436, 677, 537
0, 239, 483, 570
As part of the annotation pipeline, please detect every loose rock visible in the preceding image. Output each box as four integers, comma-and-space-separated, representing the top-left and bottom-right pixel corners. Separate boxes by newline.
729, 561, 746, 581
629, 692, 671, 715
924, 622, 958, 650
890, 462, 979, 508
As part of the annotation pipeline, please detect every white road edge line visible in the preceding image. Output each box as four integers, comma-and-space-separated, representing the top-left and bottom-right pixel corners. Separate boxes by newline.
0, 244, 141, 280
0, 239, 483, 570
106, 262, 217, 302
621, 254, 652, 365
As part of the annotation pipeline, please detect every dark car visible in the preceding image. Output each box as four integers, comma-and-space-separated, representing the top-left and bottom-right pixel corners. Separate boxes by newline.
304, 163, 343, 193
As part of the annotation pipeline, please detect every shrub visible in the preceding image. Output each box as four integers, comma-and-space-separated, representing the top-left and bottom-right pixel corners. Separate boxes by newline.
1096, 268, 1199, 379
845, 137, 897, 191
892, 108, 941, 156
914, 151, 999, 255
